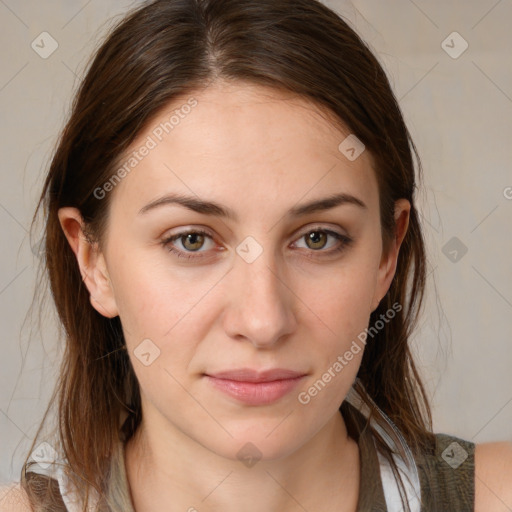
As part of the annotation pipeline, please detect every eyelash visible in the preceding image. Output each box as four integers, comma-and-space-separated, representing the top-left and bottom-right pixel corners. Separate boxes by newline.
160, 227, 353, 261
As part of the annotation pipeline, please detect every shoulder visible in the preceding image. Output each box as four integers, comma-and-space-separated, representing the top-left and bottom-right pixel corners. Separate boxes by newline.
415, 432, 475, 509
474, 440, 512, 512
0, 482, 32, 511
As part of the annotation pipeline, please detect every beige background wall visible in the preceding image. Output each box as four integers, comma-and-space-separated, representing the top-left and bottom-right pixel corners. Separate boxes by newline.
1, 0, 511, 483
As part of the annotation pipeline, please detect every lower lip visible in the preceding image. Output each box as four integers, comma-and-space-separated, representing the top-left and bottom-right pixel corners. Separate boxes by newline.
205, 375, 306, 405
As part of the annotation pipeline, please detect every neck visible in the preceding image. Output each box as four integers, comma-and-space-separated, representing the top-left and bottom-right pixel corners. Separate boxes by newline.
124, 407, 360, 512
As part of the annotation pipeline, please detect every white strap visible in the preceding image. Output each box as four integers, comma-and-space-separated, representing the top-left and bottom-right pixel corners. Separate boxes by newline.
376, 445, 421, 512
55, 466, 100, 512
345, 381, 422, 512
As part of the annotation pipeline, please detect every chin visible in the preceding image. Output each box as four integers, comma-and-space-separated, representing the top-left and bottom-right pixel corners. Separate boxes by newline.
194, 419, 311, 463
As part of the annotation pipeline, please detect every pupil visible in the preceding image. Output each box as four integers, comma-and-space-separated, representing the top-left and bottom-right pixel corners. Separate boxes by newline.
184, 233, 203, 251
308, 231, 326, 249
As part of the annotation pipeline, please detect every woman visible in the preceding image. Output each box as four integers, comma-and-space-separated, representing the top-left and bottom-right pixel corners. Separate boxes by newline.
1, 0, 511, 510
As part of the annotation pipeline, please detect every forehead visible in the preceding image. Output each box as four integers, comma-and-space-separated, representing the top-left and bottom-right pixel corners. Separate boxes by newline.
108, 80, 379, 219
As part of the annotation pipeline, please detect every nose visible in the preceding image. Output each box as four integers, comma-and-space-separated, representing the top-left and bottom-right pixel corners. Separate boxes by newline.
222, 248, 298, 348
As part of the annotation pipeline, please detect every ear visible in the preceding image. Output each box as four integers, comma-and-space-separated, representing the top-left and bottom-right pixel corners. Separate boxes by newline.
370, 199, 410, 312
57, 207, 119, 318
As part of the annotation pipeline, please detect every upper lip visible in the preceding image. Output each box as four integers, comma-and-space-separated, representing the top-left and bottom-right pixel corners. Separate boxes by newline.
205, 368, 307, 383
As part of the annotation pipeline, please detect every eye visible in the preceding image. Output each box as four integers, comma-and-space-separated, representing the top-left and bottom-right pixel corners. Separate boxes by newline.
161, 226, 353, 261
161, 229, 216, 260
292, 227, 353, 257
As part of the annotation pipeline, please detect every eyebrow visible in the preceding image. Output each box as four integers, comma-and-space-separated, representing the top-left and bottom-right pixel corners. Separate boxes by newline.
138, 192, 367, 220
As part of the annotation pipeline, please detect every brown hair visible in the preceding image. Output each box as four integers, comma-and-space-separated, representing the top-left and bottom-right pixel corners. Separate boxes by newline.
22, 0, 435, 510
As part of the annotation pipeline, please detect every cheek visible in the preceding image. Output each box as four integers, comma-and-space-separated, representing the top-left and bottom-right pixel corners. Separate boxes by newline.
294, 273, 373, 413
107, 243, 215, 337
292, 253, 379, 402
106, 247, 225, 392
297, 259, 378, 335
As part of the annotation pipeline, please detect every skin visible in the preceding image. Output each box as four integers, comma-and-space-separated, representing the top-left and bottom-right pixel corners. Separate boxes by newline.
50, 80, 511, 512
474, 442, 512, 511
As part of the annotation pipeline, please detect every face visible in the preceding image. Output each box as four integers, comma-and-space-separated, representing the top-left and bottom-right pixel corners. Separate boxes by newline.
60, 80, 409, 461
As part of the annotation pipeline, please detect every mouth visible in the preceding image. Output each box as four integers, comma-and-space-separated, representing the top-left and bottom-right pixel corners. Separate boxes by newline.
204, 368, 308, 405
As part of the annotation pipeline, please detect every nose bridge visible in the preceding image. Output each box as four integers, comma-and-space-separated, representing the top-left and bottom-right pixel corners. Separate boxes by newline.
224, 238, 297, 346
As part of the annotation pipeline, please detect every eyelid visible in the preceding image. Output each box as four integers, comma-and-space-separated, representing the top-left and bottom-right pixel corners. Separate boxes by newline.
161, 227, 216, 249
292, 223, 349, 241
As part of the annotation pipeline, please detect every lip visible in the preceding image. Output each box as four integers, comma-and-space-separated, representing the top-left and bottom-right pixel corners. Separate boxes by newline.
207, 368, 306, 382
205, 368, 307, 405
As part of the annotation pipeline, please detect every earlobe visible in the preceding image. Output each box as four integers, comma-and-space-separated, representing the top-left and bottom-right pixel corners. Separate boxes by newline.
57, 207, 119, 319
